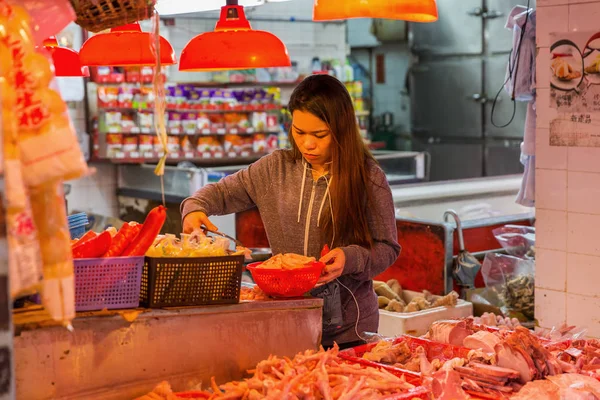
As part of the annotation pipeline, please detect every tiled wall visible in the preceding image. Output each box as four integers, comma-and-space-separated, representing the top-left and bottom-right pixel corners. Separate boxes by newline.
535, 0, 600, 336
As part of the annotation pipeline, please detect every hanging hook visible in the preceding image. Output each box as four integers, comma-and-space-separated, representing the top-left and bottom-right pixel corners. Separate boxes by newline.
443, 209, 465, 251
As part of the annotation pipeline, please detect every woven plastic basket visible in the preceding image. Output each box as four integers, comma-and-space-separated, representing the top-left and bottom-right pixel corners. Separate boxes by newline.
141, 255, 244, 308
69, 0, 156, 33
74, 256, 144, 311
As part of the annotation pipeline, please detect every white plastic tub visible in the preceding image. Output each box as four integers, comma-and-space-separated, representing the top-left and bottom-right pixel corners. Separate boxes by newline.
378, 290, 473, 337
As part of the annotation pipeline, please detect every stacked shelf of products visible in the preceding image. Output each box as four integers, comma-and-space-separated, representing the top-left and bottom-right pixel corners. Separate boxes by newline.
91, 78, 287, 164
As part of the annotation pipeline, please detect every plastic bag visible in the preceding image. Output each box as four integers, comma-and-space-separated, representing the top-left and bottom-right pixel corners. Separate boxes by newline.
481, 253, 535, 320
493, 225, 535, 259
0, 2, 87, 187
536, 324, 588, 342
30, 181, 74, 325
2, 0, 75, 46
2, 109, 43, 299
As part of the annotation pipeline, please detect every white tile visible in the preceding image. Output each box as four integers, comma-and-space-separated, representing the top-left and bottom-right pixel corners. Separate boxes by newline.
536, 249, 567, 291
535, 89, 559, 129
536, 209, 568, 251
569, 3, 600, 31
537, 6, 570, 48
566, 294, 600, 337
567, 253, 600, 297
537, 0, 569, 4
535, 288, 567, 329
536, 128, 568, 169
568, 146, 600, 173
536, 47, 551, 90
536, 169, 567, 210
568, 171, 600, 214
567, 212, 600, 256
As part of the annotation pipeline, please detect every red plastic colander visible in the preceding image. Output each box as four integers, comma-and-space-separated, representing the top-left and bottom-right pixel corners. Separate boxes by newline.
246, 261, 325, 298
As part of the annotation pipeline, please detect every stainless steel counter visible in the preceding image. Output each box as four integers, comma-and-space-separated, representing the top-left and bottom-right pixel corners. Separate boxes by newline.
14, 298, 323, 399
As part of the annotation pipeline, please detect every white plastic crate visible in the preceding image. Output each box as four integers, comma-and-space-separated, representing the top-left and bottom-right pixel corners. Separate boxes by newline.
378, 290, 473, 337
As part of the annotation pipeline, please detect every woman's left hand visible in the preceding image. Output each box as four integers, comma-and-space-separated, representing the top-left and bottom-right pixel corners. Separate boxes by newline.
317, 248, 346, 285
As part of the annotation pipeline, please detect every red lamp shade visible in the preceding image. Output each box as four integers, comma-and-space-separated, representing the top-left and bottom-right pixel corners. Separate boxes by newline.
42, 37, 90, 77
179, 2, 291, 71
79, 23, 176, 67
313, 0, 438, 23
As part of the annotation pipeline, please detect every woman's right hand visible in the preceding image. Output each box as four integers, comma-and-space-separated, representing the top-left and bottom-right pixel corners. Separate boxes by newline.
183, 211, 218, 233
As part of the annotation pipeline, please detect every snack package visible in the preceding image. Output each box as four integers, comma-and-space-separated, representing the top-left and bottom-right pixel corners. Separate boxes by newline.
97, 86, 119, 108
139, 135, 153, 153
198, 88, 212, 109
252, 112, 268, 131
187, 89, 200, 109
2, 107, 43, 299
153, 136, 164, 153
180, 135, 193, 152
209, 113, 225, 131
182, 112, 197, 134
120, 113, 136, 133
196, 137, 212, 154
197, 112, 210, 132
266, 114, 278, 131
118, 85, 134, 108
167, 111, 182, 134
106, 133, 123, 157
253, 134, 267, 153
122, 135, 138, 153
167, 135, 180, 153
137, 111, 154, 133
30, 181, 74, 325
1, 3, 87, 186
102, 111, 122, 133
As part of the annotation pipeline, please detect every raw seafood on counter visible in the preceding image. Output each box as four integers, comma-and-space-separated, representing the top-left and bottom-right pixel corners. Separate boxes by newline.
139, 345, 426, 400
512, 373, 600, 400
547, 338, 600, 379
375, 279, 459, 313
472, 312, 521, 329
422, 320, 573, 398
240, 285, 269, 301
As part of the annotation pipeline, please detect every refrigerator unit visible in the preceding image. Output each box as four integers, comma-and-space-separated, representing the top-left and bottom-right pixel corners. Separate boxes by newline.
409, 0, 533, 181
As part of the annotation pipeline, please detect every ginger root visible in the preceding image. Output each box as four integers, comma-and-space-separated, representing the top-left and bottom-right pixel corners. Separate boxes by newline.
385, 299, 405, 312
387, 279, 403, 298
378, 296, 391, 308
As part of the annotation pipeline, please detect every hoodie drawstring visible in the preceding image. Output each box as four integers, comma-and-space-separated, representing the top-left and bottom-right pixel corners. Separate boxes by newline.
297, 162, 308, 223
297, 161, 336, 250
317, 175, 335, 248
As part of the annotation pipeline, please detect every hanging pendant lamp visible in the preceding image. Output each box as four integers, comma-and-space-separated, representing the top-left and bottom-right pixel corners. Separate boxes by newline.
313, 0, 438, 23
79, 23, 176, 67
42, 37, 90, 77
179, 0, 291, 71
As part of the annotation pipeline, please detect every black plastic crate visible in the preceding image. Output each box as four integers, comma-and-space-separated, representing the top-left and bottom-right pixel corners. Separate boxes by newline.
140, 255, 244, 308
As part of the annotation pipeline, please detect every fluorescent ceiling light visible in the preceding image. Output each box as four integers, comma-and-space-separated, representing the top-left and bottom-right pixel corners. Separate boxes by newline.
156, 0, 265, 15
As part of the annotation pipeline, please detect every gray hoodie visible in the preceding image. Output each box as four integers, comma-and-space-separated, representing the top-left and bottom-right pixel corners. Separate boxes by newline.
181, 149, 400, 346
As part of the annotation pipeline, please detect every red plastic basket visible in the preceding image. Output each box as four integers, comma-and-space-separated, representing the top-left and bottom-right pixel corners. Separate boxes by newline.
246, 261, 325, 297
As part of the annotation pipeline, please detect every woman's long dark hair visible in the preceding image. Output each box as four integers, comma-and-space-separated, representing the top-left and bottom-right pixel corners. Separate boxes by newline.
288, 74, 376, 248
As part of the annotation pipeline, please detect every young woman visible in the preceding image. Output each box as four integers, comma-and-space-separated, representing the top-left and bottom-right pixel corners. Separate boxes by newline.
181, 74, 400, 349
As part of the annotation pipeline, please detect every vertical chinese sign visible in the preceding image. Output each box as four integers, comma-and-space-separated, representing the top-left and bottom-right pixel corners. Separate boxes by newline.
549, 31, 600, 146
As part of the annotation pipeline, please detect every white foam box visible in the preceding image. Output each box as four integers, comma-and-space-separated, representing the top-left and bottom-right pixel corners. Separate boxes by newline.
378, 290, 473, 337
